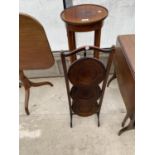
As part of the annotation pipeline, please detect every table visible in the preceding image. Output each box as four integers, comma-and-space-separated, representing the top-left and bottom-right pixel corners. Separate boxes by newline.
114, 34, 135, 135
19, 14, 55, 115
61, 4, 108, 62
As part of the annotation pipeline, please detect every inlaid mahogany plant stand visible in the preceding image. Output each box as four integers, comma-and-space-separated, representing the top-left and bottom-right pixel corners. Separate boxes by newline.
61, 45, 115, 127
61, 4, 108, 62
19, 14, 55, 115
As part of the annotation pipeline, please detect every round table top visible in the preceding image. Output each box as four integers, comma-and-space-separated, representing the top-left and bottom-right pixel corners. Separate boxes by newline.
61, 4, 108, 25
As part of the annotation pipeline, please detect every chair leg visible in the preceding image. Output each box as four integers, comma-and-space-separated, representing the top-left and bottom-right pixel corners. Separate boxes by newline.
24, 88, 30, 115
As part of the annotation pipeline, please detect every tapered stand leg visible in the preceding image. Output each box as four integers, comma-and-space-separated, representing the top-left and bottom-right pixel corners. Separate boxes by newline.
19, 70, 53, 115
67, 30, 77, 62
94, 28, 101, 59
70, 113, 73, 128
97, 112, 100, 127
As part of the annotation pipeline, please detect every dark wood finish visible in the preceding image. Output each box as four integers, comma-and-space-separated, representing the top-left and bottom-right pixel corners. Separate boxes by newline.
70, 86, 101, 102
19, 14, 55, 115
113, 35, 135, 135
107, 71, 116, 87
68, 58, 106, 87
60, 4, 108, 62
61, 45, 115, 127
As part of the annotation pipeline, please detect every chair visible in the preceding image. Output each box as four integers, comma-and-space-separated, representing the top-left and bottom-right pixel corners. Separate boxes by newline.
61, 45, 115, 127
19, 13, 55, 115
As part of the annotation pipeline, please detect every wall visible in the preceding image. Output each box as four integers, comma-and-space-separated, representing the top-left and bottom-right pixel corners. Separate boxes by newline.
19, 0, 135, 51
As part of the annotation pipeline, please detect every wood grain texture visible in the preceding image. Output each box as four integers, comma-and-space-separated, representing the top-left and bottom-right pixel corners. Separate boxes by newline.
61, 4, 108, 25
117, 35, 135, 77
60, 4, 108, 62
19, 13, 55, 115
19, 14, 55, 70
68, 58, 106, 87
61, 46, 115, 127
114, 34, 135, 135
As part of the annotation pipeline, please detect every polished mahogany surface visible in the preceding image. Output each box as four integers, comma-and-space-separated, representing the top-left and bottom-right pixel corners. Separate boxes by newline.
19, 14, 54, 70
117, 35, 135, 77
19, 14, 54, 115
70, 86, 101, 102
68, 58, 106, 87
61, 4, 108, 25
114, 34, 135, 135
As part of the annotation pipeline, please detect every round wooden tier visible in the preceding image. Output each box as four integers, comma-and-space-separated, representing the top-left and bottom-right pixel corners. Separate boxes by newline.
61, 4, 108, 25
70, 85, 101, 102
68, 57, 106, 87
72, 101, 99, 117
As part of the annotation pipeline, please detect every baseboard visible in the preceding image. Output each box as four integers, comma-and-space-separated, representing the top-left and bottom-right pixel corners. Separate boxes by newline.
24, 51, 114, 78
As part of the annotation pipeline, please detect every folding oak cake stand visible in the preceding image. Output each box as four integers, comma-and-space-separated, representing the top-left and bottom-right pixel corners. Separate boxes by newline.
61, 46, 114, 127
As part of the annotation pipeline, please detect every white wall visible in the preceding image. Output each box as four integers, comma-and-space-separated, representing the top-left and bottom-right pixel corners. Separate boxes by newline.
19, 0, 135, 51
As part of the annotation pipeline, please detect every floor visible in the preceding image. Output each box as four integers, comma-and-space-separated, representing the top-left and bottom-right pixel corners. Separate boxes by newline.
19, 77, 135, 155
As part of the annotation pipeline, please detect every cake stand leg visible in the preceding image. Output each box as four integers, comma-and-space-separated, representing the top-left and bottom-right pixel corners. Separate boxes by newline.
70, 113, 73, 128
97, 112, 100, 127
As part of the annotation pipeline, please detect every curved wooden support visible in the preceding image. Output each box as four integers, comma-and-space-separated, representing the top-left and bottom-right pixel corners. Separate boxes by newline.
118, 113, 135, 136
107, 72, 116, 87
30, 81, 53, 87
24, 88, 30, 115
121, 114, 128, 127
19, 70, 53, 115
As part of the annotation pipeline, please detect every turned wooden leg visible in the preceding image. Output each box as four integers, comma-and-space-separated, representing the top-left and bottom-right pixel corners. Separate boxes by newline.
67, 29, 76, 62
107, 72, 116, 87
